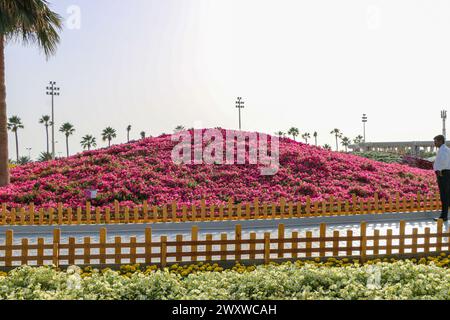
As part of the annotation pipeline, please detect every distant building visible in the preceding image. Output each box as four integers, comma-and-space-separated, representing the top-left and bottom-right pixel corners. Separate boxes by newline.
349, 141, 446, 156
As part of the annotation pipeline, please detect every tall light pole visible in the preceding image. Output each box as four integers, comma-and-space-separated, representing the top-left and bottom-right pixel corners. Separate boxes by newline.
362, 114, 368, 142
46, 81, 60, 160
441, 110, 447, 140
236, 97, 245, 130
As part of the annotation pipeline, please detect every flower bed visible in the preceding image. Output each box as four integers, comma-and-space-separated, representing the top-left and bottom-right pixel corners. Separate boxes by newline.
0, 129, 437, 210
1, 259, 450, 300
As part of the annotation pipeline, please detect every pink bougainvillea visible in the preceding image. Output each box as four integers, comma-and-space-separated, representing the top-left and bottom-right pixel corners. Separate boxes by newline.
0, 129, 438, 209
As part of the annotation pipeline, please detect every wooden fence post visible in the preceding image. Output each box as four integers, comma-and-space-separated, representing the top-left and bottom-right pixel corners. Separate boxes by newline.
37, 238, 44, 266
0, 203, 6, 225
171, 202, 177, 222
437, 219, 443, 252
249, 232, 256, 260
76, 207, 82, 225
67, 208, 73, 225
68, 237, 75, 265
160, 236, 167, 268
100, 228, 106, 265
332, 230, 339, 256
205, 234, 212, 262
386, 229, 393, 255
143, 201, 149, 222
346, 230, 353, 257
5, 230, 13, 267
235, 225, 242, 262
191, 226, 198, 262
292, 231, 298, 259
83, 237, 90, 265
114, 236, 121, 265
254, 198, 260, 219
319, 223, 326, 257
399, 220, 406, 254
145, 227, 152, 265
134, 205, 141, 222
305, 196, 311, 216
130, 236, 137, 265
176, 234, 183, 262
124, 207, 130, 224
95, 207, 101, 224
264, 232, 271, 264
412, 228, 418, 254
182, 205, 188, 222
53, 229, 60, 267
373, 229, 380, 256
306, 231, 312, 258
360, 222, 367, 262
278, 224, 284, 259
21, 238, 28, 265
105, 207, 111, 224
220, 233, 227, 261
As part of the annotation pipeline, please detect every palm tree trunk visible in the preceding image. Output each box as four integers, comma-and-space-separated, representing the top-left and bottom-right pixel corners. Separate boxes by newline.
108, 139, 111, 147
335, 135, 338, 151
0, 36, 9, 186
127, 131, 129, 143
14, 131, 19, 162
315, 137, 317, 146
45, 125, 49, 154
66, 135, 69, 157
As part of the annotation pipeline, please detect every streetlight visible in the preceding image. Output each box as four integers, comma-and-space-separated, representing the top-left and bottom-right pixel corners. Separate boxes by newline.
236, 97, 245, 130
46, 81, 60, 160
441, 110, 447, 140
362, 114, 368, 142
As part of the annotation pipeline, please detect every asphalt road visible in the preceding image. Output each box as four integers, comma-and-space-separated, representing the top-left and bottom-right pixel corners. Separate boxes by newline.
0, 210, 443, 240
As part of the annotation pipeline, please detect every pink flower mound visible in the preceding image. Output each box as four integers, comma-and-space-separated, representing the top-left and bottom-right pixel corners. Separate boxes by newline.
0, 129, 438, 209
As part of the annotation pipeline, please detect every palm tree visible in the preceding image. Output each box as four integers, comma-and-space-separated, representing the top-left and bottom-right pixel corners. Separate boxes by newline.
17, 156, 31, 165
274, 131, 285, 138
140, 131, 146, 139
59, 122, 75, 157
0, 1, 62, 187
353, 135, 364, 144
330, 128, 342, 151
287, 127, 299, 141
7, 116, 24, 162
341, 136, 351, 152
174, 125, 185, 133
39, 115, 52, 153
313, 131, 318, 146
80, 135, 96, 151
38, 151, 53, 162
323, 144, 332, 151
301, 132, 311, 144
102, 127, 117, 147
126, 125, 131, 142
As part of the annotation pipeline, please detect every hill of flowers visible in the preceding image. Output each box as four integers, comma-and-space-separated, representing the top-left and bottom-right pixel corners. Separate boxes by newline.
1, 260, 450, 299
0, 129, 437, 209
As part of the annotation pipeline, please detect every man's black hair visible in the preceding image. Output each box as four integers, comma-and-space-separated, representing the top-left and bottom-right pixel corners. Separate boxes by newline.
434, 135, 446, 144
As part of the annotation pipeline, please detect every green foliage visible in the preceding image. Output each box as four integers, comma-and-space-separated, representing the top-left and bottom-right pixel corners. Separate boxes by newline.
1, 259, 450, 299
352, 151, 403, 164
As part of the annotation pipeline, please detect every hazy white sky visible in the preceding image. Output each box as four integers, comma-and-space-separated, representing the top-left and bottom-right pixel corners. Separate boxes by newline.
5, 0, 450, 159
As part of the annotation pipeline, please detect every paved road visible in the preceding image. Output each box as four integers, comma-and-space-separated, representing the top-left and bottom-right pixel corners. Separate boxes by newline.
0, 211, 444, 242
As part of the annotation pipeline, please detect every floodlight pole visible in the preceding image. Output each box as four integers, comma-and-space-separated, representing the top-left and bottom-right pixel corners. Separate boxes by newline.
46, 82, 60, 160
362, 114, 368, 143
441, 110, 447, 140
236, 97, 245, 130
